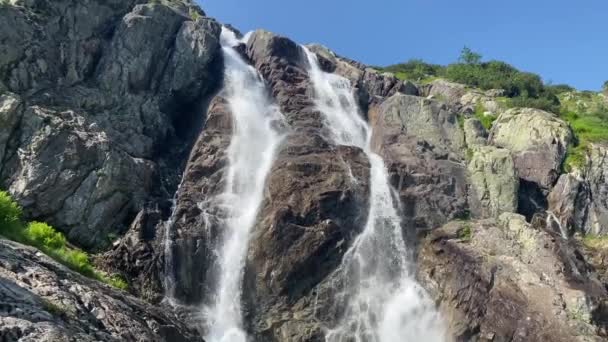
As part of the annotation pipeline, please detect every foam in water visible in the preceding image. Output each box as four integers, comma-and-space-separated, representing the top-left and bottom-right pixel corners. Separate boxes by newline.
203, 28, 285, 342
304, 47, 446, 342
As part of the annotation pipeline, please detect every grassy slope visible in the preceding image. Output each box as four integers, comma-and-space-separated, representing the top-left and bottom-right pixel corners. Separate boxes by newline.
0, 191, 127, 290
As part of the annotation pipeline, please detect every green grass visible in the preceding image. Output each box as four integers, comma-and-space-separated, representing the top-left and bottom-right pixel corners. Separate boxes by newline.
557, 91, 608, 172
472, 102, 496, 130
582, 234, 608, 250
0, 191, 128, 290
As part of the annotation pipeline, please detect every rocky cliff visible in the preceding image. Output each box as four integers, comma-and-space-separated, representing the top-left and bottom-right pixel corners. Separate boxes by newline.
0, 0, 606, 341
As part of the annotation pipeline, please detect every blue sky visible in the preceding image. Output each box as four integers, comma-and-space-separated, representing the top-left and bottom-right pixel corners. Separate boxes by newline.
197, 0, 607, 90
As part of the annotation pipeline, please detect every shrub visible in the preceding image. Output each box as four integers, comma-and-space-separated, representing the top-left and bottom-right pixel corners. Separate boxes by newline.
603, 81, 608, 91
25, 222, 66, 250
0, 191, 22, 236
472, 102, 496, 130
381, 59, 444, 81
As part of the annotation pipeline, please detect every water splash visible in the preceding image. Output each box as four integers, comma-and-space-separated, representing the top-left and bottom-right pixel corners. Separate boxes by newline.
203, 28, 285, 342
304, 47, 446, 342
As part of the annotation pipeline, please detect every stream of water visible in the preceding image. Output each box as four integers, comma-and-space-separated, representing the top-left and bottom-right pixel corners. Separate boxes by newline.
304, 47, 446, 342
202, 28, 285, 342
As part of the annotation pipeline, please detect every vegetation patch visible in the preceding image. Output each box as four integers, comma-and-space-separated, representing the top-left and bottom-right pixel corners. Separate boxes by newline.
559, 92, 608, 172
379, 47, 571, 113
0, 191, 127, 290
582, 234, 608, 250
472, 102, 496, 130
458, 223, 472, 242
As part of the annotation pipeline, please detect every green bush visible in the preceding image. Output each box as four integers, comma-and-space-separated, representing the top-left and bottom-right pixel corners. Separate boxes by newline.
381, 59, 444, 82
472, 102, 496, 130
0, 191, 22, 237
382, 48, 562, 113
25, 221, 66, 250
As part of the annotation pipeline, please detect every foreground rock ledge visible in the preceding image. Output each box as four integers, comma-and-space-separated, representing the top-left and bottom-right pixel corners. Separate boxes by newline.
0, 239, 200, 342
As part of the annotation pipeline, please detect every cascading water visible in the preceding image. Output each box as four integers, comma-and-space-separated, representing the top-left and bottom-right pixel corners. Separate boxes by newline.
203, 28, 285, 342
304, 48, 446, 342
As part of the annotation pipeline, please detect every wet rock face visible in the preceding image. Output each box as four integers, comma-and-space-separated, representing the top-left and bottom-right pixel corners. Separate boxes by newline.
0, 240, 200, 342
418, 215, 608, 342
163, 95, 232, 304
240, 30, 372, 341
372, 93, 469, 229
0, 0, 222, 249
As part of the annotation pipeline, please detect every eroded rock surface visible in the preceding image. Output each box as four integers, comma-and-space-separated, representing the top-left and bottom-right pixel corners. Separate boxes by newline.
0, 0, 222, 249
372, 93, 469, 230
489, 108, 572, 189
0, 240, 200, 342
418, 215, 608, 341
468, 146, 519, 218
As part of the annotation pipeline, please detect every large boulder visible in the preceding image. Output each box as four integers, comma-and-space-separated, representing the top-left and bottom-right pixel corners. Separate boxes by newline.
371, 93, 468, 230
489, 108, 573, 189
468, 146, 519, 218
0, 239, 200, 341
418, 214, 608, 341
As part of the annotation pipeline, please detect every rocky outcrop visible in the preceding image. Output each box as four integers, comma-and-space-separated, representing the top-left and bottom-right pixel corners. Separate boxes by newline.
468, 146, 519, 218
371, 93, 469, 230
0, 0, 222, 249
418, 215, 608, 341
241, 30, 371, 342
548, 143, 608, 235
0, 239, 200, 341
489, 108, 573, 189
463, 117, 488, 147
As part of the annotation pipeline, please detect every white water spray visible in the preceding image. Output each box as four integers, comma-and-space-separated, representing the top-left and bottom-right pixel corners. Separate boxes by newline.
304, 48, 446, 342
203, 28, 285, 342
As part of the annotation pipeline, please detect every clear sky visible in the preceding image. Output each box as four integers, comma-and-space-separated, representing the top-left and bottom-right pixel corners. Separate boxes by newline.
197, 0, 607, 91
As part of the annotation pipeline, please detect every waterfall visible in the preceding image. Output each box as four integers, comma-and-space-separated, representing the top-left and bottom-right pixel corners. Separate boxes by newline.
303, 48, 446, 342
203, 28, 285, 342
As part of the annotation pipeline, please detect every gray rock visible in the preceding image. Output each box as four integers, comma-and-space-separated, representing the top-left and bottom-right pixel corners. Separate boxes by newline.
97, 4, 190, 93
584, 144, 608, 235
373, 93, 465, 157
489, 108, 573, 189
463, 117, 488, 147
418, 215, 607, 341
425, 79, 467, 105
0, 0, 222, 249
468, 146, 519, 218
547, 173, 590, 235
0, 93, 22, 164
371, 93, 469, 229
0, 239, 200, 341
